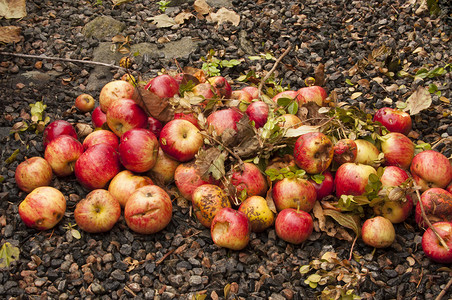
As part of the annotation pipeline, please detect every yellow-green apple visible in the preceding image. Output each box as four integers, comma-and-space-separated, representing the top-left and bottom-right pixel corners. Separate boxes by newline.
159, 119, 203, 162
333, 139, 357, 165
144, 74, 179, 98
308, 170, 335, 201
372, 166, 413, 223
74, 144, 121, 190
380, 132, 414, 169
275, 208, 313, 244
174, 161, 216, 201
272, 90, 303, 104
206, 108, 243, 135
422, 221, 452, 263
191, 184, 231, 228
207, 76, 232, 98
44, 135, 84, 177
99, 80, 135, 113
43, 120, 78, 148
173, 111, 199, 128
297, 86, 327, 106
238, 195, 275, 232
147, 116, 164, 138
335, 163, 377, 197
75, 93, 95, 113
211, 207, 250, 250
18, 186, 66, 230
230, 162, 268, 200
15, 157, 53, 193
373, 107, 412, 136
410, 150, 452, 191
294, 132, 334, 174
91, 106, 107, 128
279, 114, 303, 129
118, 128, 159, 173
272, 177, 317, 212
148, 147, 180, 186
241, 86, 259, 99
124, 185, 173, 234
108, 170, 154, 207
354, 139, 380, 167
82, 129, 119, 151
74, 189, 121, 233
106, 98, 148, 137
246, 101, 269, 128
415, 188, 452, 227
361, 216, 395, 248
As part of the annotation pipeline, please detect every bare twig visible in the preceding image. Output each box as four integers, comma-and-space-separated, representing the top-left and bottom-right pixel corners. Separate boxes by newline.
435, 273, 452, 300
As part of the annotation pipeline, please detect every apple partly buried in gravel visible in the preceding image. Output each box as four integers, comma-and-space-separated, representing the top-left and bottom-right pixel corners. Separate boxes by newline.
380, 132, 414, 169
82, 129, 119, 150
106, 98, 148, 137
415, 188, 452, 228
333, 138, 357, 165
99, 80, 135, 113
230, 162, 268, 200
108, 170, 154, 207
44, 135, 84, 177
174, 161, 217, 201
272, 177, 317, 212
144, 74, 179, 99
246, 101, 269, 128
43, 119, 78, 148
361, 216, 395, 248
211, 207, 250, 250
159, 119, 203, 162
91, 106, 108, 128
124, 185, 173, 234
206, 108, 243, 136
422, 221, 452, 263
18, 186, 66, 230
192, 184, 231, 228
275, 208, 313, 244
75, 93, 95, 113
354, 139, 381, 167
148, 147, 181, 186
373, 107, 412, 136
410, 150, 452, 191
297, 86, 327, 106
74, 189, 121, 233
118, 128, 159, 173
309, 170, 335, 201
335, 163, 377, 197
238, 195, 275, 233
74, 144, 121, 190
15, 157, 53, 193
294, 132, 334, 174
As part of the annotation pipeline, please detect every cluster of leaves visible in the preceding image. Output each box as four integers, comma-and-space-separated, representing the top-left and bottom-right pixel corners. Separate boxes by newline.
10, 101, 50, 140
157, 0, 171, 12
201, 49, 241, 77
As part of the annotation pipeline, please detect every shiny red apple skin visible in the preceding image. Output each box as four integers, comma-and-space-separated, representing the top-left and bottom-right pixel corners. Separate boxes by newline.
192, 184, 231, 228
74, 189, 121, 233
148, 147, 181, 186
174, 161, 216, 201
309, 170, 335, 201
147, 116, 164, 138
18, 186, 66, 230
422, 221, 452, 263
207, 76, 232, 99
44, 135, 84, 177
361, 216, 395, 248
99, 80, 135, 113
91, 106, 108, 128
294, 132, 334, 174
380, 132, 415, 170
159, 119, 203, 162
272, 90, 303, 104
373, 107, 412, 136
173, 112, 199, 128
82, 129, 119, 151
415, 188, 452, 227
410, 150, 452, 192
43, 120, 78, 148
272, 177, 317, 212
207, 108, 243, 136
211, 207, 250, 250
118, 128, 159, 173
335, 163, 377, 197
354, 139, 380, 167
15, 157, 53, 193
106, 98, 148, 137
74, 144, 121, 190
230, 162, 268, 200
124, 185, 173, 234
297, 86, 327, 106
144, 74, 179, 99
108, 170, 154, 207
241, 86, 259, 99
246, 101, 269, 128
75, 93, 95, 113
333, 139, 357, 165
275, 208, 313, 244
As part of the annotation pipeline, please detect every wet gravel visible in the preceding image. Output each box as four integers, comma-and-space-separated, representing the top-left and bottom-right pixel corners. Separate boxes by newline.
1, 0, 452, 299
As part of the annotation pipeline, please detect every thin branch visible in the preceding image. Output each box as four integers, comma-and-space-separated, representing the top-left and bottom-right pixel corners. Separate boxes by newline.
435, 273, 452, 300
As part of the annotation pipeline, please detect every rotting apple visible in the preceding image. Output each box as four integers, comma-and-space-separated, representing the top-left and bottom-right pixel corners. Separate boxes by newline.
106, 98, 148, 137
231, 89, 253, 104
43, 120, 78, 149
410, 150, 452, 191
333, 138, 357, 165
211, 207, 250, 250
293, 132, 334, 174
373, 107, 412, 136
75, 93, 95, 113
44, 135, 84, 177
206, 108, 243, 136
191, 184, 231, 228
99, 80, 135, 113
238, 195, 275, 233
422, 221, 452, 263
380, 132, 415, 169
230, 162, 268, 201
82, 129, 119, 151
144, 74, 179, 99
354, 139, 381, 167
272, 177, 317, 212
15, 157, 53, 193
118, 128, 159, 173
174, 161, 216, 201
108, 170, 154, 207
335, 163, 377, 197
415, 188, 452, 228
361, 216, 395, 248
275, 208, 313, 244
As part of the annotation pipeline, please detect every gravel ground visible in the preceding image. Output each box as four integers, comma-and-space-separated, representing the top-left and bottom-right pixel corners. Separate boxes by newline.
1, 0, 452, 299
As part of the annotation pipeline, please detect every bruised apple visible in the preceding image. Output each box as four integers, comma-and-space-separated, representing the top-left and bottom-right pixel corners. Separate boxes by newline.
410, 150, 452, 192
99, 80, 135, 113
148, 147, 181, 185
211, 207, 250, 250
206, 108, 243, 136
354, 139, 380, 167
191, 184, 231, 228
230, 162, 268, 200
238, 196, 275, 232
44, 135, 84, 177
174, 161, 216, 201
415, 188, 452, 228
297, 86, 327, 106
293, 132, 334, 174
373, 107, 412, 136
333, 139, 357, 165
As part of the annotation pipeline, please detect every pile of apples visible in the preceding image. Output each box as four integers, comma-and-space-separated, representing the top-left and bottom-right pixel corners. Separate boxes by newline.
14, 71, 452, 263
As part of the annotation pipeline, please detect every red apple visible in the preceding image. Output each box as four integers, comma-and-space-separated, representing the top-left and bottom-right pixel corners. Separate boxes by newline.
335, 163, 377, 197
422, 221, 452, 263
297, 86, 328, 106
354, 139, 380, 167
231, 90, 253, 104
191, 82, 216, 99
246, 101, 269, 128
230, 162, 268, 200
333, 139, 357, 165
74, 189, 121, 233
293, 132, 334, 174
99, 80, 135, 113
74, 144, 121, 190
174, 112, 199, 128
447, 182, 452, 194
361, 216, 395, 248
380, 132, 415, 169
91, 106, 107, 128
207, 76, 232, 99
148, 147, 181, 186
373, 107, 412, 136
124, 185, 173, 234
206, 108, 243, 136
415, 188, 452, 227
43, 120, 78, 148
82, 129, 119, 151
275, 208, 313, 244
75, 93, 95, 113
410, 150, 452, 191
309, 170, 335, 201
147, 115, 164, 138
108, 170, 154, 207
144, 74, 179, 99
191, 184, 231, 228
238, 195, 275, 232
159, 119, 203, 162
241, 86, 259, 99
15, 157, 53, 193
174, 161, 215, 201
44, 135, 84, 177
272, 177, 317, 212
118, 128, 159, 173
211, 207, 250, 250
106, 98, 148, 137
18, 186, 66, 230
272, 90, 303, 104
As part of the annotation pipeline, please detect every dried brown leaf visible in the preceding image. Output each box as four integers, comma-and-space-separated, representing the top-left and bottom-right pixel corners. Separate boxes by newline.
194, 0, 210, 15
403, 86, 432, 115
0, 0, 26, 19
208, 7, 240, 26
0, 26, 21, 43
174, 11, 194, 24
133, 87, 174, 122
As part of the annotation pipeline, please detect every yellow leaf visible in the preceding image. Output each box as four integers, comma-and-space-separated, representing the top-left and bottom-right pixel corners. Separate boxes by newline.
350, 92, 362, 100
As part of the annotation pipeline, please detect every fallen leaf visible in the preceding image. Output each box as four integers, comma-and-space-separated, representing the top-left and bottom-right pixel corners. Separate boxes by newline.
314, 63, 325, 86
194, 0, 210, 15
112, 0, 133, 6
0, 26, 21, 43
146, 14, 177, 28
284, 125, 321, 138
208, 7, 240, 26
350, 92, 362, 100
132, 87, 174, 122
174, 11, 194, 24
403, 86, 432, 115
0, 0, 26, 19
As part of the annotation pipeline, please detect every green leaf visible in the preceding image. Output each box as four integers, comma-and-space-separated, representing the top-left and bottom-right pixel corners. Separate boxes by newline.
0, 242, 20, 268
5, 149, 19, 164
287, 101, 298, 115
30, 101, 47, 121
248, 55, 261, 61
299, 265, 310, 274
345, 79, 354, 86
311, 174, 325, 184
307, 274, 322, 283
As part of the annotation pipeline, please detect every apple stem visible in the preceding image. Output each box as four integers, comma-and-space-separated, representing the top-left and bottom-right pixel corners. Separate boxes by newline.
415, 189, 450, 251
435, 274, 452, 300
